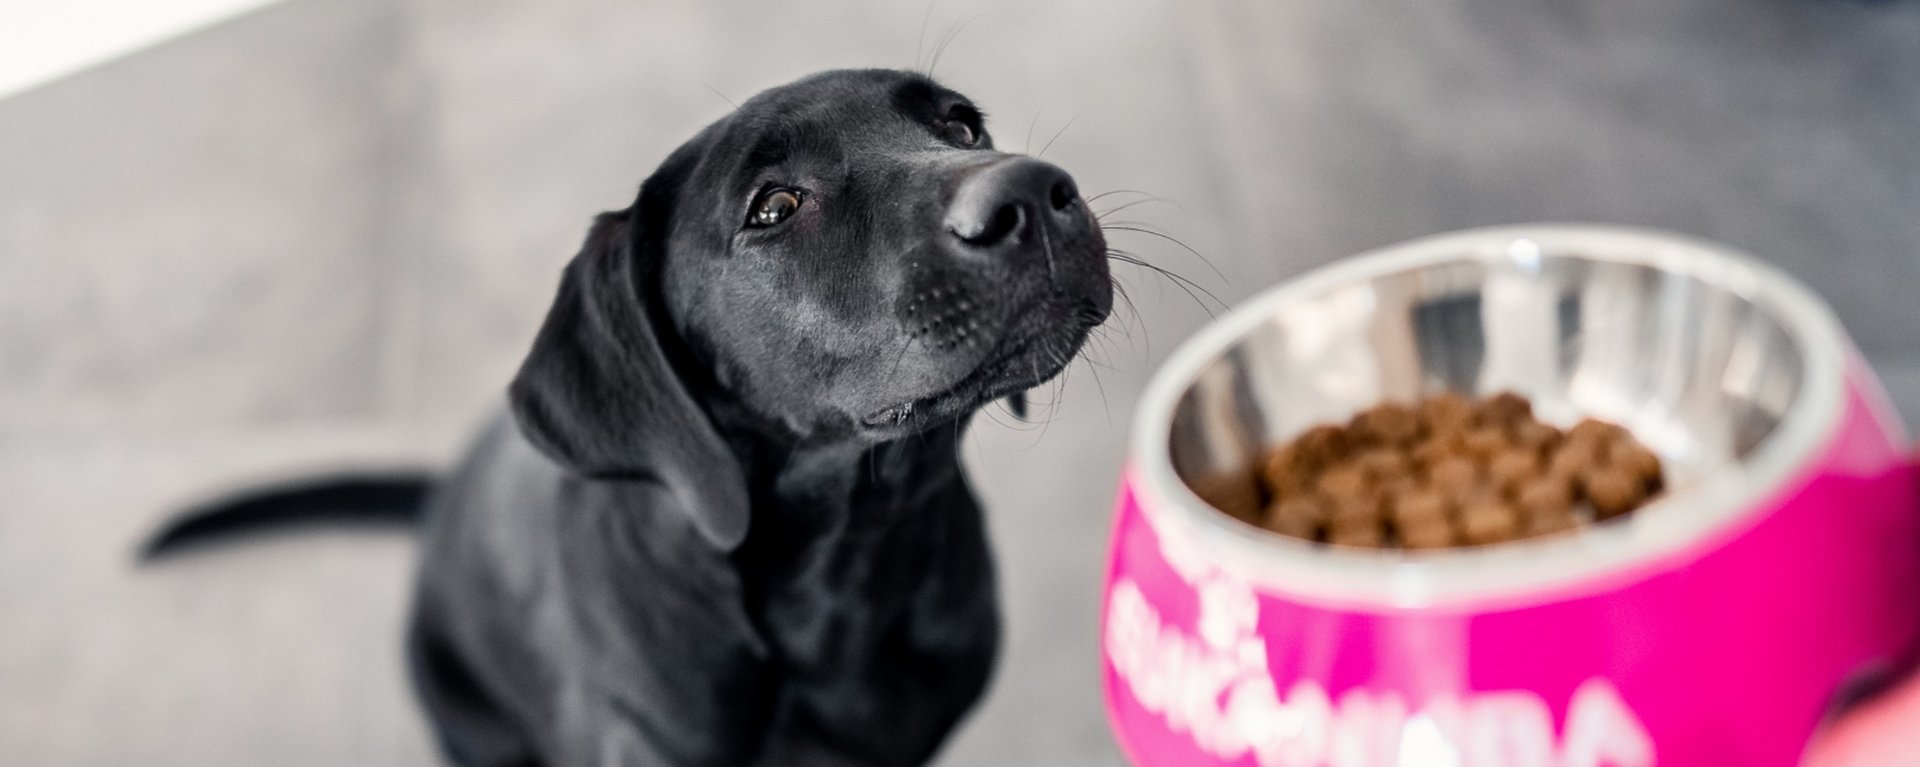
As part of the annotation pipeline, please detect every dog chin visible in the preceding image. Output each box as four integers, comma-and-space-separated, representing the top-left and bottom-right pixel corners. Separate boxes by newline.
860, 306, 1102, 435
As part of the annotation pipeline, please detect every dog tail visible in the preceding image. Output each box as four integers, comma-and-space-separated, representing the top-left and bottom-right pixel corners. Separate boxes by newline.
140, 471, 433, 562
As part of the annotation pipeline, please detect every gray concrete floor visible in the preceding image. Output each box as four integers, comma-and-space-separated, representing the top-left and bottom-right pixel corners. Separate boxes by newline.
5, 1, 1920, 764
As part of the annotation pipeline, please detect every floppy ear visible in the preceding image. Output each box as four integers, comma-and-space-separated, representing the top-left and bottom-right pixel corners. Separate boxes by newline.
507, 203, 750, 549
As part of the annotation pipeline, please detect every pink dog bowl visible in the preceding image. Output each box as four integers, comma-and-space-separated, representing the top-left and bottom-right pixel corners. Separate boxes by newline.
1103, 225, 1920, 766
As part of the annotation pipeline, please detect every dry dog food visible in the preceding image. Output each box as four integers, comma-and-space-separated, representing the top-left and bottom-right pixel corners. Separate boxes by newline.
1196, 392, 1665, 549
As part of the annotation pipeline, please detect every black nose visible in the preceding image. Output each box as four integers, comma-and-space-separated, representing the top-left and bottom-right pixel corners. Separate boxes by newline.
945, 158, 1082, 252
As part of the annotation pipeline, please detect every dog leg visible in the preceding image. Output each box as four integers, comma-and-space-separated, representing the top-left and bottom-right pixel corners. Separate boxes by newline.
408, 617, 543, 767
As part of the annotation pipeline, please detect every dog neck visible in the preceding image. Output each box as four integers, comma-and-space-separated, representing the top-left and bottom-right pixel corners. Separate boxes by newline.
698, 389, 971, 535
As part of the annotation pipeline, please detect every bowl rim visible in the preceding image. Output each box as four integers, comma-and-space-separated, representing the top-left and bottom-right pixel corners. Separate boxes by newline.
1128, 223, 1861, 610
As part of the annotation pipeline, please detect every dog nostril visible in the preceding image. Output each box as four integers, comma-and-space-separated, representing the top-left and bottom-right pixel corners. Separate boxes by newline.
959, 202, 1024, 247
1049, 179, 1077, 212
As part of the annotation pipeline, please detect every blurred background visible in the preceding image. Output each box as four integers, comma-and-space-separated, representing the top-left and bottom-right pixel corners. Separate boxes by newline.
5, 0, 1920, 764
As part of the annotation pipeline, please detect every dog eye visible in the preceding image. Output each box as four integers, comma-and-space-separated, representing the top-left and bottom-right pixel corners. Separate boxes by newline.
943, 105, 982, 147
748, 188, 802, 228
943, 119, 977, 147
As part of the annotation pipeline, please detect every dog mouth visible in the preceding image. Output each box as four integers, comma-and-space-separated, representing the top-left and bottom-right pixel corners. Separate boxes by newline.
861, 296, 1103, 431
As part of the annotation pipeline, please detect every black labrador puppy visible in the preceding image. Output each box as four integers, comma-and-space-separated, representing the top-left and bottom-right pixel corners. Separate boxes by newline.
406, 69, 1109, 766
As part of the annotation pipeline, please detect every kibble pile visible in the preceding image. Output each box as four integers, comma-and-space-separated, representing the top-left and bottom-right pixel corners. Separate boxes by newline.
1201, 392, 1665, 549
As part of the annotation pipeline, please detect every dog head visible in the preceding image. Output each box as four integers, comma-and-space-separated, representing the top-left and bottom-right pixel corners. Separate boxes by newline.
509, 69, 1112, 545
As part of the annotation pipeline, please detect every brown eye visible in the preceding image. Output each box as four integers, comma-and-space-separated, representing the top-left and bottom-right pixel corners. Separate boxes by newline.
748, 188, 801, 227
943, 104, 982, 147
944, 119, 977, 147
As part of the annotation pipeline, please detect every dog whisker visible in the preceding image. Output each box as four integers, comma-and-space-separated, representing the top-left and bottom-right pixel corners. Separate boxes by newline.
1095, 219, 1166, 231
983, 395, 1036, 433
1079, 329, 1122, 372
1031, 375, 1064, 447
1106, 249, 1225, 316
914, 0, 940, 73
1094, 198, 1162, 222
1105, 243, 1217, 298
1110, 261, 1220, 317
1099, 224, 1228, 283
1037, 112, 1083, 159
1084, 188, 1161, 207
1078, 345, 1114, 427
882, 330, 923, 384
1085, 186, 1227, 322
700, 81, 740, 112
1024, 107, 1043, 155
925, 15, 983, 78
1019, 338, 1070, 448
1109, 277, 1145, 350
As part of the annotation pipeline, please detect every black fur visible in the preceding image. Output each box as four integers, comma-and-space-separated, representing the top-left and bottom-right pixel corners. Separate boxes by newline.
152, 69, 1111, 767
141, 473, 431, 559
